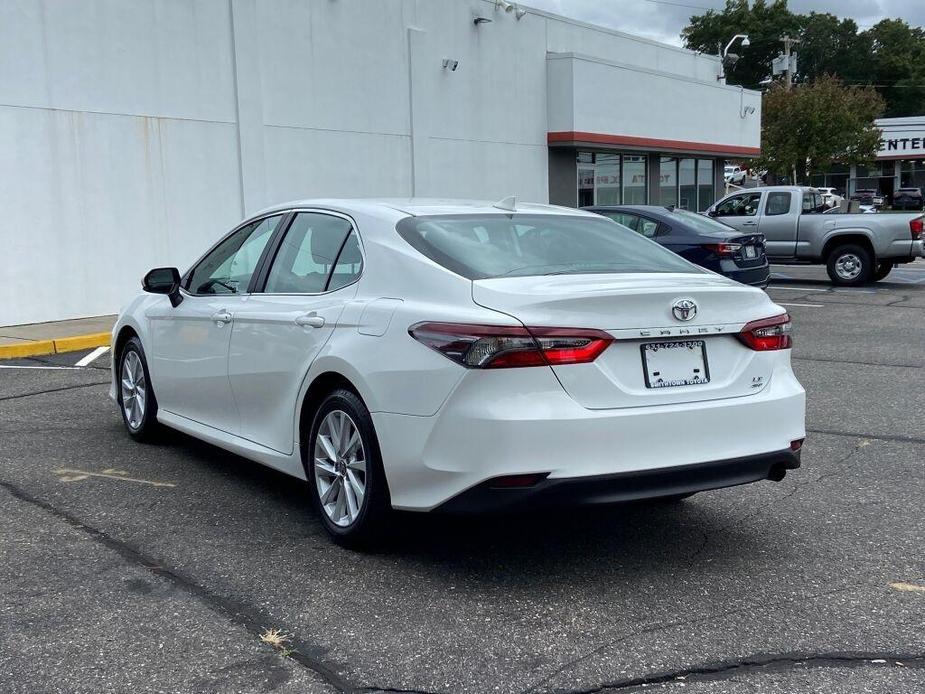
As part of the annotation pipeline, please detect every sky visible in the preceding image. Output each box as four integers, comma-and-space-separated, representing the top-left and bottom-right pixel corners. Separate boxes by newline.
524, 0, 925, 47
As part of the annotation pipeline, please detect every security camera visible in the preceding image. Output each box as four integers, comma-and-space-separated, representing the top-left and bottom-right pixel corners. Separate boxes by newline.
515, 7, 527, 19
741, 36, 751, 47
496, 0, 513, 11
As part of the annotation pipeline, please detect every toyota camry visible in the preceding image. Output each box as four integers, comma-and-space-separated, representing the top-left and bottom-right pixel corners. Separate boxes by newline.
111, 199, 806, 545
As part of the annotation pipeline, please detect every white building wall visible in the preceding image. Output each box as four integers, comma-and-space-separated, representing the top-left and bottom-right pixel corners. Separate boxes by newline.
1, 0, 742, 326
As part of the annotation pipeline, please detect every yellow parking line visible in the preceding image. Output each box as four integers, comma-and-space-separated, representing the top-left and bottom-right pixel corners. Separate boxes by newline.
53, 468, 176, 488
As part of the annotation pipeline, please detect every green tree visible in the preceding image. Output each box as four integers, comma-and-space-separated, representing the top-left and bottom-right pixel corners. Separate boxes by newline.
863, 19, 925, 117
756, 77, 885, 181
682, 3, 925, 117
682, 0, 800, 90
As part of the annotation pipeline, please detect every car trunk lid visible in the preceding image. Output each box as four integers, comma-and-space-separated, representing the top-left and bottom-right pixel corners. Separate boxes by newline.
472, 273, 782, 409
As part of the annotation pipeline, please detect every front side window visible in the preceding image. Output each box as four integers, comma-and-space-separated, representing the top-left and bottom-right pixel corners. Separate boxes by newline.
264, 212, 355, 294
187, 215, 281, 294
396, 214, 700, 280
714, 192, 762, 217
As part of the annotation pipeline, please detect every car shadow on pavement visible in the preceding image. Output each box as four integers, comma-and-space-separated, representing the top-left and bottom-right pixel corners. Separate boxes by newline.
151, 425, 771, 577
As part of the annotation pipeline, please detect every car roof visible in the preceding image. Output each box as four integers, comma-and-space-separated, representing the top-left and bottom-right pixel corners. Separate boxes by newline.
251, 198, 598, 220
585, 204, 674, 215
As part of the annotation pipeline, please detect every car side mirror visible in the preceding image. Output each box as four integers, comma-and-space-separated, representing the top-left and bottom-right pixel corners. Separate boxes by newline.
707, 209, 718, 217
143, 267, 183, 307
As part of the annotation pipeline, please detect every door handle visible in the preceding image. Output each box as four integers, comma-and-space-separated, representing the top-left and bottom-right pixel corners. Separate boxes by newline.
211, 310, 232, 325
742, 221, 759, 226
295, 313, 325, 328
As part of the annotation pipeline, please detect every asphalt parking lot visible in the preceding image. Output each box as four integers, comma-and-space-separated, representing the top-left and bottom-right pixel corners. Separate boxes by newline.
2, 261, 924, 694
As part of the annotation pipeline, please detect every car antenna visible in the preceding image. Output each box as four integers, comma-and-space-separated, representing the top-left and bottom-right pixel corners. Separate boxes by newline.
493, 195, 517, 212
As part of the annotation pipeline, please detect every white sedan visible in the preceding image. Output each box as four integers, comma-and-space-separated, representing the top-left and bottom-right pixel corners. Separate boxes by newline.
111, 199, 806, 545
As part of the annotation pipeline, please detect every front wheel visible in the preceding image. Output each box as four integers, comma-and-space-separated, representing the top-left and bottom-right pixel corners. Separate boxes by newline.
826, 244, 873, 286
873, 262, 893, 282
308, 389, 391, 547
118, 337, 162, 442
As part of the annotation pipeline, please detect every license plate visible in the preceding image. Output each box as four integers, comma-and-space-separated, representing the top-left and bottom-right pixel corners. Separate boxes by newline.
744, 245, 757, 259
641, 340, 710, 388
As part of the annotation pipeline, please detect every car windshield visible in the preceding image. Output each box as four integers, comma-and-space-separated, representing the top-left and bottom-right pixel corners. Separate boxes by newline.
396, 214, 702, 280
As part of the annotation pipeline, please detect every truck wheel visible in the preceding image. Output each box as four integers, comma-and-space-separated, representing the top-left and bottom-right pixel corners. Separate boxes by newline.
826, 244, 872, 286
873, 262, 893, 282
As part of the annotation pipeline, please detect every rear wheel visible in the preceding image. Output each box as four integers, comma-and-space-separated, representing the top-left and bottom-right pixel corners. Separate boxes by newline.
873, 262, 893, 282
118, 337, 162, 442
307, 389, 391, 547
826, 244, 872, 286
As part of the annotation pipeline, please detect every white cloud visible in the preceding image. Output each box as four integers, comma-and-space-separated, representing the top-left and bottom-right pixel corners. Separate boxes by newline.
523, 0, 925, 46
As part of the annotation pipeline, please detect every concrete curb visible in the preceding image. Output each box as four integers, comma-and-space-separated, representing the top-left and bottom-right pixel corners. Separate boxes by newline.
0, 332, 111, 361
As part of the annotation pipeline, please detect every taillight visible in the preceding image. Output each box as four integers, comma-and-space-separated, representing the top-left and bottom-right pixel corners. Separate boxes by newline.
703, 242, 742, 257
408, 322, 614, 368
911, 217, 923, 240
737, 314, 792, 351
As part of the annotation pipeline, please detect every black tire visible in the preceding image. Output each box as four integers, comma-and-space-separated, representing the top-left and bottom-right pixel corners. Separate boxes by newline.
117, 337, 162, 442
825, 244, 873, 286
873, 262, 893, 282
306, 389, 392, 547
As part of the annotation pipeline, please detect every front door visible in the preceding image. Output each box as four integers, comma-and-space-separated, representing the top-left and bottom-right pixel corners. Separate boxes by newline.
228, 211, 363, 454
147, 214, 282, 434
712, 191, 763, 234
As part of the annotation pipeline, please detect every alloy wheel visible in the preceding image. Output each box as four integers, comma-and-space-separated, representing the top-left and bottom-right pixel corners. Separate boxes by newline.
120, 350, 146, 430
313, 410, 367, 527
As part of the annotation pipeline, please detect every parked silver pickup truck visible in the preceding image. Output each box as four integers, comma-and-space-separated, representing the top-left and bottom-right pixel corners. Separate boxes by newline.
707, 186, 924, 285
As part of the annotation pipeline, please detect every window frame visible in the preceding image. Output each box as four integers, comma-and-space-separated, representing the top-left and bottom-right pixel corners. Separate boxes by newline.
253, 208, 365, 296
764, 191, 792, 217
181, 212, 288, 297
714, 191, 763, 218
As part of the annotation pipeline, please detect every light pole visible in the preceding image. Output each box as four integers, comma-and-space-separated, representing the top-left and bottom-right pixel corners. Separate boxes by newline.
717, 34, 750, 82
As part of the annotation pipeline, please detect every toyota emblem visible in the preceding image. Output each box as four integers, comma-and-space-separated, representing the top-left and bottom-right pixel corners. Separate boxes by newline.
671, 298, 698, 322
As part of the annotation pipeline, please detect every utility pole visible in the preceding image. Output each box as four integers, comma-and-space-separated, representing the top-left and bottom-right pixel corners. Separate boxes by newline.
780, 35, 800, 91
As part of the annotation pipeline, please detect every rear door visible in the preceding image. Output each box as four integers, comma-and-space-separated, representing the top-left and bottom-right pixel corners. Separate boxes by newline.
758, 190, 798, 257
227, 211, 361, 454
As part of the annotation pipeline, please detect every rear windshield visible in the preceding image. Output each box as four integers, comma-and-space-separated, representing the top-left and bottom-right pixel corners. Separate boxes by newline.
395, 213, 702, 280
663, 208, 738, 236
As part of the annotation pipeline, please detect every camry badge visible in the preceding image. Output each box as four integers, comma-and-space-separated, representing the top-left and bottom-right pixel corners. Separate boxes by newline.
671, 298, 698, 322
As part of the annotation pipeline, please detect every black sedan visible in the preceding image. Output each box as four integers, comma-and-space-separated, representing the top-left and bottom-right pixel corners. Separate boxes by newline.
584, 205, 770, 288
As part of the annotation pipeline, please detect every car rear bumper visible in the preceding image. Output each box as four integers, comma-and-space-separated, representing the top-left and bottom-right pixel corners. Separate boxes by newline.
721, 262, 771, 288
374, 359, 805, 511
435, 448, 801, 513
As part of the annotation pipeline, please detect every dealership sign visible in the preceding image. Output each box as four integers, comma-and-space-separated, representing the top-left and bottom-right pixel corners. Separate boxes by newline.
878, 129, 925, 158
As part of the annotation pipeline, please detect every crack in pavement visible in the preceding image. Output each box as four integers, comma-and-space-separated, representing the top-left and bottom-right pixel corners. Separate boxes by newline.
807, 428, 925, 446
581, 651, 925, 692
0, 380, 110, 402
793, 355, 924, 369
519, 580, 868, 694
0, 479, 366, 693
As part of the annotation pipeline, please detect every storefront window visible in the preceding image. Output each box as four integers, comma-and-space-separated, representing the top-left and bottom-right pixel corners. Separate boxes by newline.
595, 153, 621, 205
575, 152, 648, 206
623, 155, 647, 204
659, 157, 677, 206
697, 159, 714, 211
679, 159, 696, 210
900, 160, 925, 190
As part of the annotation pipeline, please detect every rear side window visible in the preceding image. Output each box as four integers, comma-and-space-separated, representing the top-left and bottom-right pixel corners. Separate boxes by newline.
264, 212, 355, 294
766, 192, 791, 216
395, 214, 701, 280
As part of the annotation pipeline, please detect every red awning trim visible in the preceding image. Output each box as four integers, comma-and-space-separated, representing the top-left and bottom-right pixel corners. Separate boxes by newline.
548, 131, 761, 157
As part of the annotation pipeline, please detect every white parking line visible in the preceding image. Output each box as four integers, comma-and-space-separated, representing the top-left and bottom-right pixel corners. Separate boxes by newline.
75, 346, 110, 367
767, 286, 829, 292
0, 364, 85, 370
778, 302, 824, 308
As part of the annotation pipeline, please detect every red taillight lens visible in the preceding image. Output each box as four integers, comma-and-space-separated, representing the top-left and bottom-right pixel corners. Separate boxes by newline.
408, 323, 613, 368
703, 242, 742, 257
790, 438, 805, 451
911, 217, 923, 240
737, 313, 792, 351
